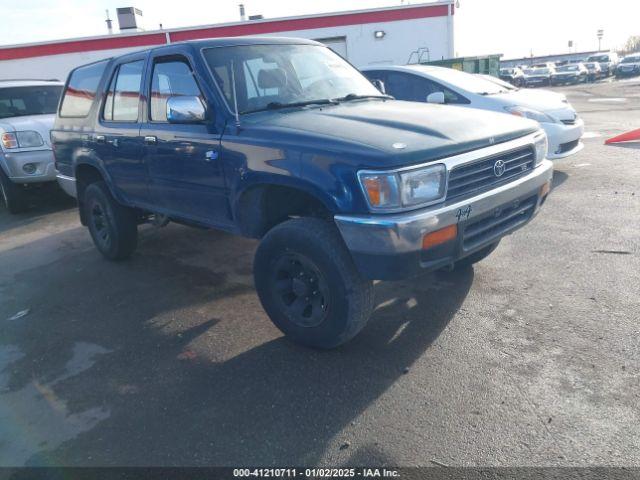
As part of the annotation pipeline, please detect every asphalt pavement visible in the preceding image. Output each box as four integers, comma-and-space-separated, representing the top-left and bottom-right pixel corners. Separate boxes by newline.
0, 78, 639, 467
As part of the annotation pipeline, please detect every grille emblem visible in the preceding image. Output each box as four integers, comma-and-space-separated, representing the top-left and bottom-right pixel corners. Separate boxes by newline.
493, 159, 506, 177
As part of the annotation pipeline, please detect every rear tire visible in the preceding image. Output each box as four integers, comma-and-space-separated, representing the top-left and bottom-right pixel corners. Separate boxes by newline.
0, 168, 28, 214
454, 241, 500, 270
83, 181, 138, 260
254, 217, 374, 349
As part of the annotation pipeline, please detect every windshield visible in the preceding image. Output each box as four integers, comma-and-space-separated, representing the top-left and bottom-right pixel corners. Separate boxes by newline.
203, 44, 382, 114
0, 85, 62, 120
557, 65, 580, 72
621, 56, 640, 64
587, 55, 609, 62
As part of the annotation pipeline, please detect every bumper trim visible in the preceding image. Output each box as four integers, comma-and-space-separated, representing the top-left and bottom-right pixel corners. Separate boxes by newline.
56, 173, 77, 198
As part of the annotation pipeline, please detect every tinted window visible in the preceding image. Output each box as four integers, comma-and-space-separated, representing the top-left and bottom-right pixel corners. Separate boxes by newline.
0, 86, 62, 119
104, 61, 143, 122
384, 72, 434, 102
150, 59, 203, 122
59, 61, 107, 117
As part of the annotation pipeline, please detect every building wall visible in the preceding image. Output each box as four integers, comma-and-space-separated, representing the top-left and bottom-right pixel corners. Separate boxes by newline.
0, 3, 454, 81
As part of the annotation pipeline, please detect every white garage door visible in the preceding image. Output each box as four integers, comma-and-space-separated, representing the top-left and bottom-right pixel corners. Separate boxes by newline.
316, 37, 348, 59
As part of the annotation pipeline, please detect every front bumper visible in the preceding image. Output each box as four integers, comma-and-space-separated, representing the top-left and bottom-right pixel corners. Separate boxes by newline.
0, 149, 56, 183
56, 173, 77, 198
335, 160, 553, 280
543, 118, 585, 159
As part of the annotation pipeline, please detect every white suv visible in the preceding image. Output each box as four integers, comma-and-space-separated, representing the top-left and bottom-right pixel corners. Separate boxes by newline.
0, 80, 63, 213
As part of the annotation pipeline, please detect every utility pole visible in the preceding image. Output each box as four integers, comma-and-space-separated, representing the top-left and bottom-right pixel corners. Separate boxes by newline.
597, 29, 604, 51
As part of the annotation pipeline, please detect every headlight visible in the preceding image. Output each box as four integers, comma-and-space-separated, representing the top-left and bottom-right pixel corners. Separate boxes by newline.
504, 105, 557, 124
1, 131, 44, 149
358, 164, 446, 211
534, 133, 548, 165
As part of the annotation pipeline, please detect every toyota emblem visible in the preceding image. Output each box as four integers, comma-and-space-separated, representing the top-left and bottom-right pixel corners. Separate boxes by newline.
493, 159, 506, 177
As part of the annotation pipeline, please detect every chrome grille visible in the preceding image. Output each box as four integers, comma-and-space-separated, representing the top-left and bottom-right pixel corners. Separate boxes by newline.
447, 146, 535, 201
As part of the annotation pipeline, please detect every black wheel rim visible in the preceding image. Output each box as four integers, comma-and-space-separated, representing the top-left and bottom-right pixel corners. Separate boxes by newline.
90, 201, 112, 250
270, 253, 330, 328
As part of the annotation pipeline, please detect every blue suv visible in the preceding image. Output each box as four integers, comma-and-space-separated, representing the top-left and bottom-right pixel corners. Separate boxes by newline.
52, 37, 553, 348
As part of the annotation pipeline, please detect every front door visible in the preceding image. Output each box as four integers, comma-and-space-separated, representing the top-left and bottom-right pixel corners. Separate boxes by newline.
140, 55, 229, 225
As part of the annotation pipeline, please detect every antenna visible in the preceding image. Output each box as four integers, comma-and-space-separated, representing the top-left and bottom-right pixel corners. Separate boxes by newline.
230, 60, 241, 127
105, 9, 113, 34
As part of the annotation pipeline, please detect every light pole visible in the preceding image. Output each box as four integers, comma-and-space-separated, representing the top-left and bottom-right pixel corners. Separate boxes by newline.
597, 29, 604, 51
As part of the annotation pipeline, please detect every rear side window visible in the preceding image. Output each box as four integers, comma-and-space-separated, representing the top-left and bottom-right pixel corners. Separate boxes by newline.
150, 59, 203, 122
103, 60, 144, 122
59, 61, 108, 118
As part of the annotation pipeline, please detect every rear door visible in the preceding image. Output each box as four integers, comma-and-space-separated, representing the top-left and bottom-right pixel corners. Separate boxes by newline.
95, 54, 150, 206
140, 52, 228, 225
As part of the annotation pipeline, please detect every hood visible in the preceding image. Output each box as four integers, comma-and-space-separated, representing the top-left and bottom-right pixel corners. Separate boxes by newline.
490, 89, 574, 119
0, 114, 55, 148
553, 71, 580, 76
243, 100, 538, 168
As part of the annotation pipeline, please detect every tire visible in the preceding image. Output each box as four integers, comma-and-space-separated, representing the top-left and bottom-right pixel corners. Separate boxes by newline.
0, 168, 28, 214
454, 241, 500, 270
254, 217, 374, 349
83, 181, 138, 260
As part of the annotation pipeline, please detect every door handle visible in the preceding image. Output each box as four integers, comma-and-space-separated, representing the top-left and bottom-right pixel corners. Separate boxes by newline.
144, 136, 157, 145
95, 135, 106, 144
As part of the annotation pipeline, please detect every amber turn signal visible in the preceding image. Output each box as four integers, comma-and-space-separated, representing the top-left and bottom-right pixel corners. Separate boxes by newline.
539, 180, 551, 199
422, 224, 458, 250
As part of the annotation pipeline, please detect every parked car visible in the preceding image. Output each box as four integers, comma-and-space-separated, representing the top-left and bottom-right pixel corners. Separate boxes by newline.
585, 52, 619, 76
583, 62, 603, 82
51, 37, 553, 348
615, 53, 640, 78
523, 67, 555, 87
499, 67, 525, 87
551, 63, 588, 85
362, 65, 583, 159
0, 79, 63, 213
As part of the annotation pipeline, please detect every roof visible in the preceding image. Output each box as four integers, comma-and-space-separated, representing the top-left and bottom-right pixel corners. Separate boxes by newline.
0, 1, 452, 61
0, 79, 64, 88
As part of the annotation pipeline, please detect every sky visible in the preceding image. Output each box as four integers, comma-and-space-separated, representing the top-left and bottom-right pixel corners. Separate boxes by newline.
0, 0, 638, 59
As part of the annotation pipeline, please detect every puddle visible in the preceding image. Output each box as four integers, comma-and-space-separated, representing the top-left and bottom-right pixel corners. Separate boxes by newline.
0, 342, 112, 465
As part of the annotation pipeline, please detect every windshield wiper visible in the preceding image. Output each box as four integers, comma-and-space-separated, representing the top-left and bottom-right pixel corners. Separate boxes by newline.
334, 93, 394, 102
242, 98, 338, 114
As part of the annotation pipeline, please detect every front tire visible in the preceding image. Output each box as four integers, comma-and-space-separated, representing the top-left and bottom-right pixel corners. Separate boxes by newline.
254, 217, 374, 349
84, 181, 138, 260
0, 168, 28, 214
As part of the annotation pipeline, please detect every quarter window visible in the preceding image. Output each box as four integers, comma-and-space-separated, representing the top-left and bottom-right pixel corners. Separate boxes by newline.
59, 61, 108, 117
103, 60, 144, 122
150, 59, 204, 122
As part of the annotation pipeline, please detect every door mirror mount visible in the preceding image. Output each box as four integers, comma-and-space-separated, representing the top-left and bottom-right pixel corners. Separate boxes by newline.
166, 96, 207, 123
426, 92, 445, 104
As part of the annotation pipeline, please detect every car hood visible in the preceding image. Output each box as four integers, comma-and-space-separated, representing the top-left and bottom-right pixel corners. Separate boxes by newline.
490, 89, 574, 117
243, 100, 538, 168
0, 114, 55, 148
553, 71, 580, 76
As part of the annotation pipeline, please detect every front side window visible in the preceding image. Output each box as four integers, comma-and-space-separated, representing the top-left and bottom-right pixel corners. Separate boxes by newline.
203, 43, 381, 114
384, 72, 433, 102
150, 59, 204, 122
59, 61, 107, 117
0, 86, 62, 119
103, 60, 144, 122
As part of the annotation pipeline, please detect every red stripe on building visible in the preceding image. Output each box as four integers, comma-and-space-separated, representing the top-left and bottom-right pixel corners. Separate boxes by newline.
170, 4, 450, 42
0, 33, 167, 61
0, 4, 449, 61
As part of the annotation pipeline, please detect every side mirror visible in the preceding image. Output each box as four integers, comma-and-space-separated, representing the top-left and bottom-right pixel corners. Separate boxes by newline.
370, 79, 386, 94
166, 96, 207, 123
426, 92, 445, 104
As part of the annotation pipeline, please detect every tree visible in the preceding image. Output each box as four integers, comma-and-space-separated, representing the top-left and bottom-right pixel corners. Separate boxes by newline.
622, 35, 640, 54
